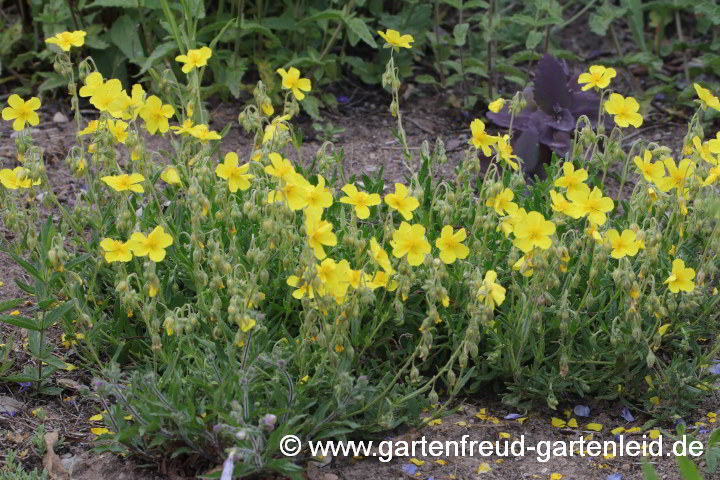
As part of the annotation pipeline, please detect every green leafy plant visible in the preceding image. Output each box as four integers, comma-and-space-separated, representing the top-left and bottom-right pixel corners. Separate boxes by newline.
2, 16, 720, 480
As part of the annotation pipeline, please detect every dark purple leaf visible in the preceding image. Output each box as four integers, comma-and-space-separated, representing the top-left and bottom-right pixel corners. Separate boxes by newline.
534, 54, 571, 116
512, 127, 541, 172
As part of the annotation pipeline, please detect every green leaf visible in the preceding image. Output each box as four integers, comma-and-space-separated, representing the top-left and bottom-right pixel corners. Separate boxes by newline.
621, 0, 647, 51
453, 23, 470, 46
0, 314, 40, 331
134, 41, 176, 75
42, 301, 74, 329
0, 299, 23, 314
108, 15, 145, 61
709, 428, 720, 447
64, 254, 92, 271
588, 4, 626, 36
298, 9, 345, 25
415, 74, 438, 84
346, 18, 377, 48
676, 456, 703, 480
642, 460, 659, 480
86, 0, 139, 7
301, 95, 321, 120
526, 30, 544, 50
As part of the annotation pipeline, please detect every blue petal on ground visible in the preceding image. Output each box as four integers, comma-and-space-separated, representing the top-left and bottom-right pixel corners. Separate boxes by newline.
504, 413, 523, 419
402, 464, 417, 475
620, 407, 635, 422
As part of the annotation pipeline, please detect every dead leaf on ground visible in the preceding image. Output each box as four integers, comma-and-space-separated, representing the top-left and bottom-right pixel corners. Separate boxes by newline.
57, 377, 88, 392
43, 431, 70, 480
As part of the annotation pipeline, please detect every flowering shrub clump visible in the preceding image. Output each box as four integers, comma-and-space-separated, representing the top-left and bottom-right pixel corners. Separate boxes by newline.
1, 30, 719, 478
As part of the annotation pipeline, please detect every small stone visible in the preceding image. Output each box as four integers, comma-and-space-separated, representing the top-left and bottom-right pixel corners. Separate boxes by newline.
53, 112, 69, 123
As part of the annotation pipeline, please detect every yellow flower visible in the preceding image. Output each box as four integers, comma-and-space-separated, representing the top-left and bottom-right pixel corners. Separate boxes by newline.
2, 94, 41, 131
45, 30, 86, 51
77, 119, 102, 136
370, 237, 394, 273
604, 93, 643, 128
109, 84, 145, 120
239, 315, 256, 333
304, 175, 333, 215
263, 114, 291, 144
264, 153, 296, 181
391, 222, 431, 266
549, 190, 571, 214
366, 270, 397, 291
577, 65, 616, 91
317, 258, 351, 299
554, 162, 589, 195
488, 98, 505, 113
486, 188, 518, 215
566, 187, 614, 226
189, 124, 222, 142
101, 173, 145, 193
702, 165, 720, 186
276, 67, 312, 101
287, 272, 324, 299
79, 72, 104, 98
377, 29, 414, 49
160, 166, 182, 185
216, 152, 253, 193
693, 83, 720, 111
692, 136, 717, 165
513, 211, 555, 253
100, 238, 133, 263
633, 150, 665, 183
305, 211, 337, 260
469, 119, 497, 156
106, 119, 128, 144
499, 207, 527, 237
175, 46, 212, 73
435, 226, 469, 264
664, 258, 695, 293
139, 95, 175, 134
340, 184, 381, 219
648, 187, 657, 202
657, 158, 695, 194
280, 173, 312, 210
0, 167, 41, 190
170, 119, 195, 135
513, 253, 534, 277
477, 270, 506, 308
495, 134, 519, 170
385, 183, 420, 220
128, 226, 174, 263
607, 229, 639, 259
90, 78, 123, 112
348, 269, 366, 289
261, 100, 274, 116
